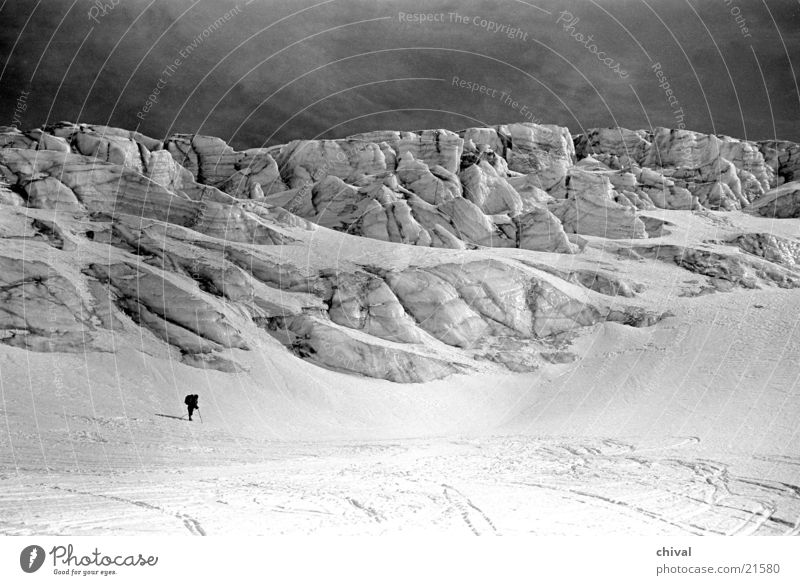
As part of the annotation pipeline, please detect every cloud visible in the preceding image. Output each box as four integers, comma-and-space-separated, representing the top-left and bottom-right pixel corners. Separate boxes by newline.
1, 0, 798, 147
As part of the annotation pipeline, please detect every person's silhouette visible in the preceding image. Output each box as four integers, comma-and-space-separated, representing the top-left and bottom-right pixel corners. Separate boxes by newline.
184, 394, 199, 421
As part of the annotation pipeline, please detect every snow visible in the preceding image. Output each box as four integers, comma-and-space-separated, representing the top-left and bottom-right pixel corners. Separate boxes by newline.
1, 209, 799, 535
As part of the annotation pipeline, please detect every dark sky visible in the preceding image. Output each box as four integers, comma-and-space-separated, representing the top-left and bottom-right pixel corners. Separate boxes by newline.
2, 0, 799, 149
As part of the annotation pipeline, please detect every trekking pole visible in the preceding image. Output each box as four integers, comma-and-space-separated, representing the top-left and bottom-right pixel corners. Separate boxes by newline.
198, 409, 203, 424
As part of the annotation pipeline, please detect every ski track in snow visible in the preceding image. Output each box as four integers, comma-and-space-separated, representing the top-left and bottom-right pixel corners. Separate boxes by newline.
345, 497, 384, 524
442, 483, 498, 535
2, 435, 799, 535
48, 485, 206, 536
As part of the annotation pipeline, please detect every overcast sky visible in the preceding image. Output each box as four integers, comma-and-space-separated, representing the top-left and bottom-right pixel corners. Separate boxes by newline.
2, 0, 799, 148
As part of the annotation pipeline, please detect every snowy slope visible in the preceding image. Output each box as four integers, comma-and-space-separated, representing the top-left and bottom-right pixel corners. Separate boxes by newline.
1, 122, 799, 535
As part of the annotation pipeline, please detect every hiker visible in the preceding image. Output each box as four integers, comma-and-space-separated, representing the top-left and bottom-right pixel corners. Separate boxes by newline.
184, 394, 199, 421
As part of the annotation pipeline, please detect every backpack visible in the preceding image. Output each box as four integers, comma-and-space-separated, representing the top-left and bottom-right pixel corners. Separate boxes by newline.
184, 394, 194, 406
